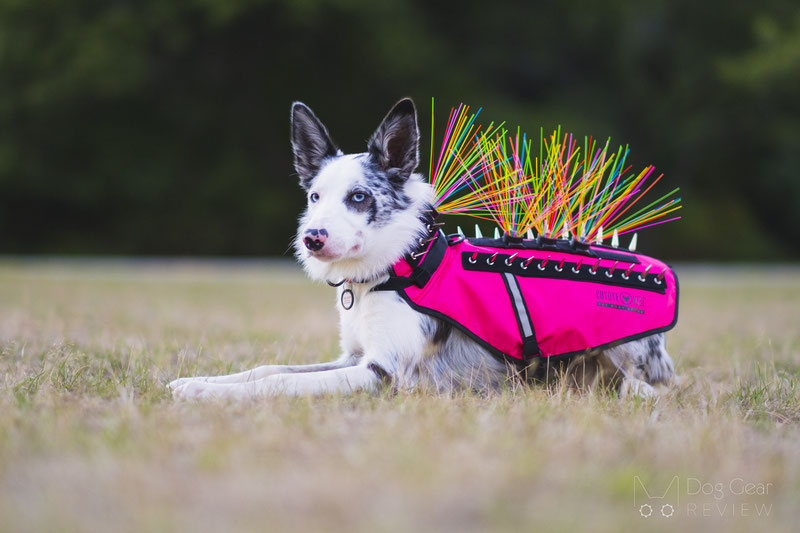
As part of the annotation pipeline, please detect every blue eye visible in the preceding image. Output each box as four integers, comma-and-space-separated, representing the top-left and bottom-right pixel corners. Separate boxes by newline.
351, 192, 366, 202
309, 192, 320, 203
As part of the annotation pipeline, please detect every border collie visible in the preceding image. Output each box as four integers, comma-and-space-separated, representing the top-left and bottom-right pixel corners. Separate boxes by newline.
170, 99, 675, 400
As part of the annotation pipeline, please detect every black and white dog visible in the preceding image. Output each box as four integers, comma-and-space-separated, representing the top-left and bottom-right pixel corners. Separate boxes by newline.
170, 99, 675, 400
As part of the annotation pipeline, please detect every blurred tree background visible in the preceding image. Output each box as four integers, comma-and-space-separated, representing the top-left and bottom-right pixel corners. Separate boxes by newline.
1, 0, 798, 260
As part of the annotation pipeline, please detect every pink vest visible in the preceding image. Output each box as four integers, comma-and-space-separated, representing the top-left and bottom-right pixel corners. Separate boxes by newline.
376, 231, 679, 362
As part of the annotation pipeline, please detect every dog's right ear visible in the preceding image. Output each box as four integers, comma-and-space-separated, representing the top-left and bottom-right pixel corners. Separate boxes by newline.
367, 98, 419, 183
291, 102, 339, 189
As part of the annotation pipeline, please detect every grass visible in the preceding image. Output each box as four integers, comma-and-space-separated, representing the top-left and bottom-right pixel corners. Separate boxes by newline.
0, 260, 798, 532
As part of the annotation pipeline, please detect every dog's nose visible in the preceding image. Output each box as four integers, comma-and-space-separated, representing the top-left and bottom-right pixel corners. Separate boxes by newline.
303, 228, 328, 252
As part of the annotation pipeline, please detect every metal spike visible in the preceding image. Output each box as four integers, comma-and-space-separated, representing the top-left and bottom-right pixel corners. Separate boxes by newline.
494, 227, 501, 239
628, 233, 638, 252
611, 229, 619, 248
526, 229, 534, 240
474, 224, 483, 238
457, 226, 464, 237
596, 226, 604, 244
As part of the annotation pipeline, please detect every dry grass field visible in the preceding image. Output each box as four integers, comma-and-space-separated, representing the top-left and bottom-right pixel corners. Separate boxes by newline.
0, 260, 798, 532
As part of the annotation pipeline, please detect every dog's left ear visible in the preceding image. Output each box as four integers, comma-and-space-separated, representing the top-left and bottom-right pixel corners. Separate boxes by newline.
368, 98, 419, 182
291, 102, 340, 189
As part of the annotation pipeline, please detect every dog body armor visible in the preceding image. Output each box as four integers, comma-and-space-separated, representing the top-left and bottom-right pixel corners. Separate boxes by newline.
375, 231, 679, 363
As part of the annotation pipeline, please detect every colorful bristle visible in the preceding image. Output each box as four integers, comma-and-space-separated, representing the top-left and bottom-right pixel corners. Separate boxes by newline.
428, 99, 504, 214
428, 100, 682, 242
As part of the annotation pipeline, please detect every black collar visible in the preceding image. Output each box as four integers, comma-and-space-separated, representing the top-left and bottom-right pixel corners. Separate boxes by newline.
327, 206, 441, 295
326, 277, 377, 287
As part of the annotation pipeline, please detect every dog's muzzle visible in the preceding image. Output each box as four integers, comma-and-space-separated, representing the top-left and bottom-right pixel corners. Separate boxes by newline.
303, 228, 328, 252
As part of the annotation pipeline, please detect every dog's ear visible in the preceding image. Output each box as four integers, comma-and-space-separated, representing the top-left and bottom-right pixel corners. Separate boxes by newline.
367, 98, 419, 182
291, 102, 339, 189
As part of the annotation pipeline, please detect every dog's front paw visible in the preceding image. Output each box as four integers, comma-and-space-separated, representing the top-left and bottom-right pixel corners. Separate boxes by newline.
171, 380, 226, 401
168, 377, 201, 391
620, 378, 657, 399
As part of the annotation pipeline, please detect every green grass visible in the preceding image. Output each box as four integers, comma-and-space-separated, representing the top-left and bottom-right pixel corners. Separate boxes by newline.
1, 260, 799, 532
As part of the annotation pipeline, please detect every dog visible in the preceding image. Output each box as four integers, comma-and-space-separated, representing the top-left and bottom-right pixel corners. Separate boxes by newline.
169, 98, 676, 400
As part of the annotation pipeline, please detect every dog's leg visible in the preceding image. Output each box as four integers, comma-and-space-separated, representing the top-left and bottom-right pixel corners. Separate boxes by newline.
171, 363, 381, 400
577, 333, 674, 398
168, 354, 357, 389
619, 378, 657, 398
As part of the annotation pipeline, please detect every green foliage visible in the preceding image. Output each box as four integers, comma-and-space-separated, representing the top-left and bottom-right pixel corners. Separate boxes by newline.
0, 0, 798, 258
734, 362, 800, 426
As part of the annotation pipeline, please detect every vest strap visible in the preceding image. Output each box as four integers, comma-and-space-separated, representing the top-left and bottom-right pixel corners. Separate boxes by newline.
374, 230, 448, 292
501, 272, 541, 358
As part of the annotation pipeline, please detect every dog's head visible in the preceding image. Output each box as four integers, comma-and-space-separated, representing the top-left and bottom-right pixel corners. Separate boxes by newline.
291, 98, 432, 282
